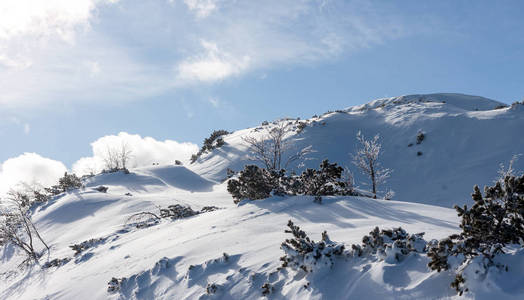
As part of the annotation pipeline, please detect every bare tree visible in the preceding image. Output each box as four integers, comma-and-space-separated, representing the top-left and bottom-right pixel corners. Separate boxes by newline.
243, 122, 313, 171
0, 190, 50, 264
103, 143, 133, 171
118, 143, 133, 170
352, 131, 391, 198
103, 147, 119, 171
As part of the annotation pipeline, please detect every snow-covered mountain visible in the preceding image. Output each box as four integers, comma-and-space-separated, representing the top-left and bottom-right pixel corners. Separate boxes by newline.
190, 93, 524, 208
1, 93, 524, 300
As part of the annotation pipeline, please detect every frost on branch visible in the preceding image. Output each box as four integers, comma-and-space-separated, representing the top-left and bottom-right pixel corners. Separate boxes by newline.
352, 131, 392, 197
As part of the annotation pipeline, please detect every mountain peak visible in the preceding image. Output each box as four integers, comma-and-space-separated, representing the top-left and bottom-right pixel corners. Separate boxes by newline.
351, 93, 505, 112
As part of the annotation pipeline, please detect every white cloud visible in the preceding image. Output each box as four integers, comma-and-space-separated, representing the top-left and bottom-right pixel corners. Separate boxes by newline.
0, 0, 105, 71
23, 123, 30, 135
72, 132, 199, 175
0, 153, 67, 195
0, 0, 94, 41
177, 40, 250, 82
182, 0, 218, 18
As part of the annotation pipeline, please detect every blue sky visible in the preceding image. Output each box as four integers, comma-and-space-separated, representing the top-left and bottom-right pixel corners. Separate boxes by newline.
1, 0, 523, 173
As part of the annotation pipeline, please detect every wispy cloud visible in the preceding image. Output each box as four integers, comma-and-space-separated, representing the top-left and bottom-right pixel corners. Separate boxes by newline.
177, 40, 250, 82
0, 0, 413, 109
182, 0, 218, 18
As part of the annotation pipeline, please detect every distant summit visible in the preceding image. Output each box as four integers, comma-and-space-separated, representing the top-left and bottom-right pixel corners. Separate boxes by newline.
350, 93, 505, 112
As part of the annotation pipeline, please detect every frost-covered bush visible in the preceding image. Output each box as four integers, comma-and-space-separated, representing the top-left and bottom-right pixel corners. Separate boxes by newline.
228, 160, 355, 203
45, 172, 83, 196
351, 227, 426, 263
290, 160, 351, 196
279, 222, 428, 273
280, 220, 345, 273
227, 165, 275, 203
160, 204, 199, 219
428, 174, 524, 295
70, 237, 107, 255
43, 257, 71, 269
200, 206, 220, 213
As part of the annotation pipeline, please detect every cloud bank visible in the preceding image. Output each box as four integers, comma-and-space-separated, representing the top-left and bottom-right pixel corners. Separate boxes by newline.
72, 132, 199, 175
0, 153, 67, 195
0, 133, 198, 194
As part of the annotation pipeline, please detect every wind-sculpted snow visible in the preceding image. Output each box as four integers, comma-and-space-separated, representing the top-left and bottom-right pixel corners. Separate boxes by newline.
138, 165, 217, 192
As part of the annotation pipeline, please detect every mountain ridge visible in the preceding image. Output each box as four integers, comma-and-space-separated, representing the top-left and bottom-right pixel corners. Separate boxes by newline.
189, 93, 524, 208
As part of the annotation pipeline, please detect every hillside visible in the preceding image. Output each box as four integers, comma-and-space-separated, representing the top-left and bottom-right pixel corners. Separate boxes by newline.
0, 166, 459, 299
1, 165, 523, 299
190, 93, 524, 208
1, 93, 523, 300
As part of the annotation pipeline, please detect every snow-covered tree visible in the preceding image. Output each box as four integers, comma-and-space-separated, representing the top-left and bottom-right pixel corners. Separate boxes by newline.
243, 122, 312, 171
352, 131, 391, 198
0, 190, 50, 264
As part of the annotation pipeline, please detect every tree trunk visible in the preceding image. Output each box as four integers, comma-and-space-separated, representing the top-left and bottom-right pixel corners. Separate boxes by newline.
370, 161, 376, 197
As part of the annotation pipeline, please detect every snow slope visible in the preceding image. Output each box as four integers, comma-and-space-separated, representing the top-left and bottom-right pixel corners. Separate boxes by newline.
1, 93, 523, 300
189, 93, 524, 208
0, 167, 460, 299
0, 164, 522, 299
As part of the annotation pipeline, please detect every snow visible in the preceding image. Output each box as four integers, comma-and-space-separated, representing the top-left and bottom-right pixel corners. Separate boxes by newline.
190, 93, 524, 208
1, 168, 463, 299
1, 93, 523, 299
